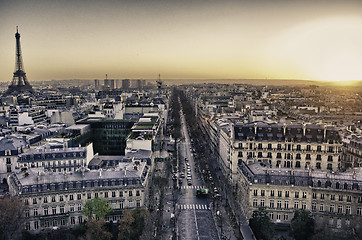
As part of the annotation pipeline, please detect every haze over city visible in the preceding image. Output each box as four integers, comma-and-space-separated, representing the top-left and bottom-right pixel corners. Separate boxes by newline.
1, 0, 362, 83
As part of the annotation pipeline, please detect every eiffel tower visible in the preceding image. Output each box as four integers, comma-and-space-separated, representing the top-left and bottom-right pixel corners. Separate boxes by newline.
4, 27, 34, 96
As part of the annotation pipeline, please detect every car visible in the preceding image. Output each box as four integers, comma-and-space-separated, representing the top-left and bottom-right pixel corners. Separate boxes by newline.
178, 178, 183, 184
186, 163, 190, 166
214, 187, 219, 194
186, 176, 192, 180
180, 173, 185, 178
187, 180, 192, 186
209, 176, 213, 181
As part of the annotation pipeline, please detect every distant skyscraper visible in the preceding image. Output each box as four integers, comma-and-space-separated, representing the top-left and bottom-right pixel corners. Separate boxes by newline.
94, 79, 100, 90
4, 27, 34, 96
122, 79, 130, 89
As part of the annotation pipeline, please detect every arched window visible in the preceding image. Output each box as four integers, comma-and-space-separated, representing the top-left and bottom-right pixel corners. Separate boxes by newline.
336, 182, 340, 189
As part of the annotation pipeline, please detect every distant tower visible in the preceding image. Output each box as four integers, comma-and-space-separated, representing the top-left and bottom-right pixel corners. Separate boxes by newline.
4, 27, 34, 96
157, 74, 163, 89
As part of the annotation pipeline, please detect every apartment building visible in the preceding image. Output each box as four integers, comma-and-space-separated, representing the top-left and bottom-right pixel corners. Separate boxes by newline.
236, 162, 362, 233
231, 122, 342, 174
8, 160, 149, 232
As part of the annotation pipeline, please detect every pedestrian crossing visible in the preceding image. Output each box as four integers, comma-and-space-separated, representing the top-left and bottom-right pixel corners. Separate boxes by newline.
176, 204, 210, 210
180, 185, 205, 190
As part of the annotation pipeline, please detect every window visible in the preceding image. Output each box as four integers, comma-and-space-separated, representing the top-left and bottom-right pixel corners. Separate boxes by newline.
295, 192, 299, 198
285, 191, 289, 197
317, 146, 321, 152
306, 145, 311, 151
316, 162, 321, 169
296, 153, 301, 160
261, 190, 265, 196
77, 194, 81, 200
320, 193, 325, 200
347, 196, 351, 202
120, 201, 124, 209
346, 206, 351, 215
312, 203, 316, 211
70, 205, 74, 212
338, 205, 343, 214
33, 198, 37, 204
270, 190, 274, 197
24, 199, 29, 205
358, 197, 362, 203
277, 201, 282, 209
268, 144, 272, 149
253, 199, 258, 207
33, 208, 38, 216
330, 205, 335, 213
306, 154, 311, 160
44, 208, 48, 215
119, 191, 123, 197
34, 221, 39, 230
258, 152, 263, 158
25, 210, 29, 217
327, 164, 332, 170
253, 190, 258, 196
338, 195, 343, 201
59, 195, 64, 202
294, 202, 299, 209
44, 220, 50, 228
112, 191, 116, 198
78, 216, 83, 224
104, 192, 108, 198
78, 204, 82, 211
95, 192, 98, 198
260, 200, 265, 207
60, 218, 65, 226
316, 155, 321, 160
278, 191, 282, 197
136, 200, 141, 208
319, 204, 324, 212
277, 144, 282, 150
302, 202, 306, 210
129, 201, 133, 208
357, 208, 362, 215
302, 192, 307, 198
26, 223, 30, 231
270, 200, 274, 208
60, 206, 64, 214
284, 214, 289, 221
296, 145, 301, 151
69, 194, 74, 200
276, 214, 281, 220
43, 197, 48, 203
129, 191, 133, 197
277, 153, 282, 159
284, 201, 289, 209
267, 152, 272, 158
52, 196, 56, 202
71, 217, 75, 224
6, 158, 11, 164
52, 207, 56, 215
238, 151, 243, 157
331, 195, 335, 201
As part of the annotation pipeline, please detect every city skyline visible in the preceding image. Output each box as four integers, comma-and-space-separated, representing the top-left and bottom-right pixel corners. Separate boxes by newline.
1, 0, 362, 83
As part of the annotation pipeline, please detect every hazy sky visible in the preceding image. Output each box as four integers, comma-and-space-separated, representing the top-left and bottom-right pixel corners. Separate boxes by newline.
1, 0, 362, 82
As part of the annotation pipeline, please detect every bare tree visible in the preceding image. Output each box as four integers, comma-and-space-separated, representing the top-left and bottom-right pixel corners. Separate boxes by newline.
0, 197, 26, 240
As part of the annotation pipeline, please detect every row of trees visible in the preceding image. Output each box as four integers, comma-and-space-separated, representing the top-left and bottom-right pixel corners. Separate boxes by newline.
249, 208, 315, 240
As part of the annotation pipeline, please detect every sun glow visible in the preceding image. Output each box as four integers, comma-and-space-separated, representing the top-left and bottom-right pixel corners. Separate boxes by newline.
267, 16, 362, 83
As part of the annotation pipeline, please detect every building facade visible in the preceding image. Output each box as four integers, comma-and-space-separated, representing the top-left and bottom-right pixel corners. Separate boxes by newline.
236, 162, 362, 234
8, 161, 149, 232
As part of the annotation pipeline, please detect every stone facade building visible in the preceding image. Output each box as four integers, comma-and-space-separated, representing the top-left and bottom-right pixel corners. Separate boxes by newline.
8, 161, 149, 232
